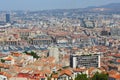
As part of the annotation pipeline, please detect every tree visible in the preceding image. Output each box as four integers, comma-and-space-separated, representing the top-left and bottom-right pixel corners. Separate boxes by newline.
30, 51, 39, 59
23, 51, 28, 54
91, 72, 108, 80
47, 76, 51, 80
1, 59, 5, 63
23, 51, 39, 59
75, 74, 88, 80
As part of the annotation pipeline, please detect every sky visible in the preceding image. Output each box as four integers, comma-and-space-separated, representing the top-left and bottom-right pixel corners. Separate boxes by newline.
0, 0, 120, 11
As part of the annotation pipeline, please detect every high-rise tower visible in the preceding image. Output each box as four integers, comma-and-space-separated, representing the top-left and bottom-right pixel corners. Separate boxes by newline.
6, 14, 10, 23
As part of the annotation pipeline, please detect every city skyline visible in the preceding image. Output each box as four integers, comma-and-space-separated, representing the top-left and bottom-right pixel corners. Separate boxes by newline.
0, 1, 120, 80
0, 0, 120, 11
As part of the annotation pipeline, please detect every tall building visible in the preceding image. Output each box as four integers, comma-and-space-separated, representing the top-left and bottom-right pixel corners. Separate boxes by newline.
110, 27, 120, 39
82, 20, 95, 28
70, 52, 101, 68
48, 46, 60, 63
6, 14, 10, 23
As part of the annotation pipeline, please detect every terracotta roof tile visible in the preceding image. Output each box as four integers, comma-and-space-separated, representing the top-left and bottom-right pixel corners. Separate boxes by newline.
60, 69, 72, 76
52, 74, 58, 78
73, 68, 86, 72
4, 56, 14, 61
110, 74, 120, 79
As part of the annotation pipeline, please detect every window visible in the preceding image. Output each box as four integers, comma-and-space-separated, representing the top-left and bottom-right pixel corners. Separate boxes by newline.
3, 78, 6, 80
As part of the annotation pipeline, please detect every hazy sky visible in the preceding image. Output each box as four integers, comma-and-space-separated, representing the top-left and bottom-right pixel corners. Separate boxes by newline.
0, 0, 120, 10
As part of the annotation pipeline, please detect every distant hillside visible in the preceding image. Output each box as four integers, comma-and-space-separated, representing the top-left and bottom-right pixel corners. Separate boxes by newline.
100, 3, 120, 9
86, 3, 120, 12
17, 3, 120, 16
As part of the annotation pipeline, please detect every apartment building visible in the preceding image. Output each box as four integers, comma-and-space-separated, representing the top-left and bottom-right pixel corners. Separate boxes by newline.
70, 52, 100, 68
